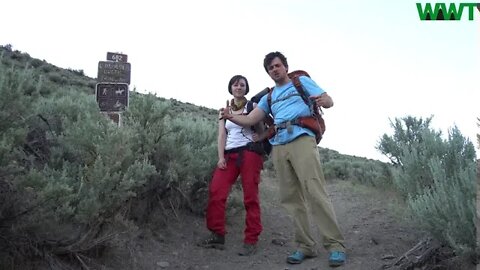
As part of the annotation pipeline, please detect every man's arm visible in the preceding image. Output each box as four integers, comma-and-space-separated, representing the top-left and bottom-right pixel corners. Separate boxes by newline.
300, 76, 333, 109
221, 106, 266, 126
310, 92, 333, 108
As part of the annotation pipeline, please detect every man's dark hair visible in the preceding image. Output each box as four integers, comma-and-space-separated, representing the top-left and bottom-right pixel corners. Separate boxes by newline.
228, 75, 249, 95
263, 51, 288, 73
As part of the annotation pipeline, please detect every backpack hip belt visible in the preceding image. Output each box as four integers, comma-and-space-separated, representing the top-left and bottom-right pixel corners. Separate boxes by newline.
224, 146, 247, 154
275, 119, 301, 133
275, 116, 320, 135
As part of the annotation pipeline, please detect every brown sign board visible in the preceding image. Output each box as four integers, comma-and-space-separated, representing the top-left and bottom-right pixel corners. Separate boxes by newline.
107, 52, 128, 62
105, 112, 121, 125
97, 61, 131, 84
96, 83, 129, 112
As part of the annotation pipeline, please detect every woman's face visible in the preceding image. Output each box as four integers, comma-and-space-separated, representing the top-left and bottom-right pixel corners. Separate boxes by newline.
231, 78, 247, 98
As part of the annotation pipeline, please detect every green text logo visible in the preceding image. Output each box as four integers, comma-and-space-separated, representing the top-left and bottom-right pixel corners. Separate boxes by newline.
416, 2, 480, 20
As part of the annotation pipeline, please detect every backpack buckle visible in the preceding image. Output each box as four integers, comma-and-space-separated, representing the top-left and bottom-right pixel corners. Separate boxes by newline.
275, 121, 294, 134
286, 122, 293, 133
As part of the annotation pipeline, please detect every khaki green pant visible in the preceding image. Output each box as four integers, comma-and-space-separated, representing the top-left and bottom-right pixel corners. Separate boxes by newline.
271, 135, 345, 255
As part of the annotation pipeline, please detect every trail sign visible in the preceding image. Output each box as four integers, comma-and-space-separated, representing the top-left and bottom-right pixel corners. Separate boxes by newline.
97, 61, 131, 84
96, 83, 129, 112
107, 52, 128, 62
105, 112, 121, 125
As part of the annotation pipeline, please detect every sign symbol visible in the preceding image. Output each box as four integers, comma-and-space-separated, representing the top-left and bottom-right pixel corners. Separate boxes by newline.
113, 100, 123, 108
115, 88, 125, 95
95, 83, 129, 112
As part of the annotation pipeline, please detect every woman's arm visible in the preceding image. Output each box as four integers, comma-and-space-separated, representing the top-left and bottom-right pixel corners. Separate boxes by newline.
217, 114, 227, 159
217, 111, 227, 169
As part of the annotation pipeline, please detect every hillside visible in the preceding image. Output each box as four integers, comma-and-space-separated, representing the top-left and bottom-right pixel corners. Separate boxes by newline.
0, 44, 387, 175
0, 45, 219, 119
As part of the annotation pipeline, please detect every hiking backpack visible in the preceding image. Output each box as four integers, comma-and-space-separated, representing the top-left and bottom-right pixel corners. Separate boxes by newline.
253, 70, 326, 144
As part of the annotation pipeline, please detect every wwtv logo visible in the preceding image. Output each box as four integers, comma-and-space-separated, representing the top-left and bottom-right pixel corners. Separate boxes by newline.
416, 2, 480, 20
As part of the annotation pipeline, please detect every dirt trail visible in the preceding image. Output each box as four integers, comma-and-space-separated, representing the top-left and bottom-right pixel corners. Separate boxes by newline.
126, 176, 423, 270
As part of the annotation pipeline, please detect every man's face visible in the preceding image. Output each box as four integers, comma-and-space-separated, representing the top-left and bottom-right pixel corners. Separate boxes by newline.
267, 57, 288, 83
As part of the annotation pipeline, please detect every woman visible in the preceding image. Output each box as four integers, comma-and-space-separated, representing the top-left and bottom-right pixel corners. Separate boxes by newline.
198, 75, 264, 256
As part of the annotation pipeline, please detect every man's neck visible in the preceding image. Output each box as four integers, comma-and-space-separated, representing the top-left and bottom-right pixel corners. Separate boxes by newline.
275, 78, 291, 87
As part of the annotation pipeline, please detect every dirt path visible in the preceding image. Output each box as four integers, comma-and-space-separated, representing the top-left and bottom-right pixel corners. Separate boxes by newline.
127, 176, 422, 270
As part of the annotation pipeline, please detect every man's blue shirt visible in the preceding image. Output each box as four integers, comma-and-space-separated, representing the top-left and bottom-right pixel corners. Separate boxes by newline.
257, 76, 325, 145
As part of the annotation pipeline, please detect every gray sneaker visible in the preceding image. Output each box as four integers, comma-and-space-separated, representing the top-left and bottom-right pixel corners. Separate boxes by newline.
197, 232, 225, 250
238, 243, 257, 256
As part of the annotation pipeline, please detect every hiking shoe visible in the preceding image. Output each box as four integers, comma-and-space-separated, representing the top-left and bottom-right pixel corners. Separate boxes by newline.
328, 251, 346, 267
238, 243, 257, 256
197, 232, 225, 250
286, 250, 316, 264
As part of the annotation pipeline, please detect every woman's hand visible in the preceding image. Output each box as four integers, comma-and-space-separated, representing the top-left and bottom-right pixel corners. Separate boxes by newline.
217, 157, 227, 169
252, 133, 260, 142
253, 131, 270, 142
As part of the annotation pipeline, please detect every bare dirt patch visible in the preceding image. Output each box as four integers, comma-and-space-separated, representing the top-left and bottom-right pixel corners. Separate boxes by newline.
105, 175, 441, 270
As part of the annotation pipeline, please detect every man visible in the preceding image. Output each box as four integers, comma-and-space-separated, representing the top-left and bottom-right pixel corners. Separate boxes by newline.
220, 51, 346, 266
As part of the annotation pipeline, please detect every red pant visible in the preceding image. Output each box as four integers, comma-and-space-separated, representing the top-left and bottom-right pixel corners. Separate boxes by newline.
206, 150, 263, 244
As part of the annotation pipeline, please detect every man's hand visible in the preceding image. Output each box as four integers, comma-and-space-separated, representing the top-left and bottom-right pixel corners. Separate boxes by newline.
219, 100, 234, 120
310, 93, 333, 108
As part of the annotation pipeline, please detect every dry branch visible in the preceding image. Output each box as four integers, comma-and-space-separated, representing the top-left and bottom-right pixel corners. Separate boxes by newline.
382, 237, 441, 270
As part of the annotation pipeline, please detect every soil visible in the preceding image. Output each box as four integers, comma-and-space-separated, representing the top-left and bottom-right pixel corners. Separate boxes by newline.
107, 174, 474, 270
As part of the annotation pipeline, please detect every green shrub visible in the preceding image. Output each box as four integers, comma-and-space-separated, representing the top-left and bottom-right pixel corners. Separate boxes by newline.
323, 159, 351, 180
68, 68, 84, 76
408, 155, 475, 256
41, 64, 54, 73
0, 66, 158, 268
29, 58, 44, 68
379, 116, 476, 256
323, 158, 393, 186
123, 93, 217, 217
377, 116, 438, 166
48, 73, 67, 84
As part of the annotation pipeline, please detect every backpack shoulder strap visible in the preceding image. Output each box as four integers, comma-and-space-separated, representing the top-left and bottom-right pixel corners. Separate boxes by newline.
246, 100, 254, 114
246, 100, 258, 132
266, 87, 274, 116
290, 71, 324, 117
289, 70, 310, 106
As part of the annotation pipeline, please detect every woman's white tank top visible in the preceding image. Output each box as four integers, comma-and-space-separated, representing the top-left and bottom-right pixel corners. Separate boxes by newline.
224, 107, 254, 150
